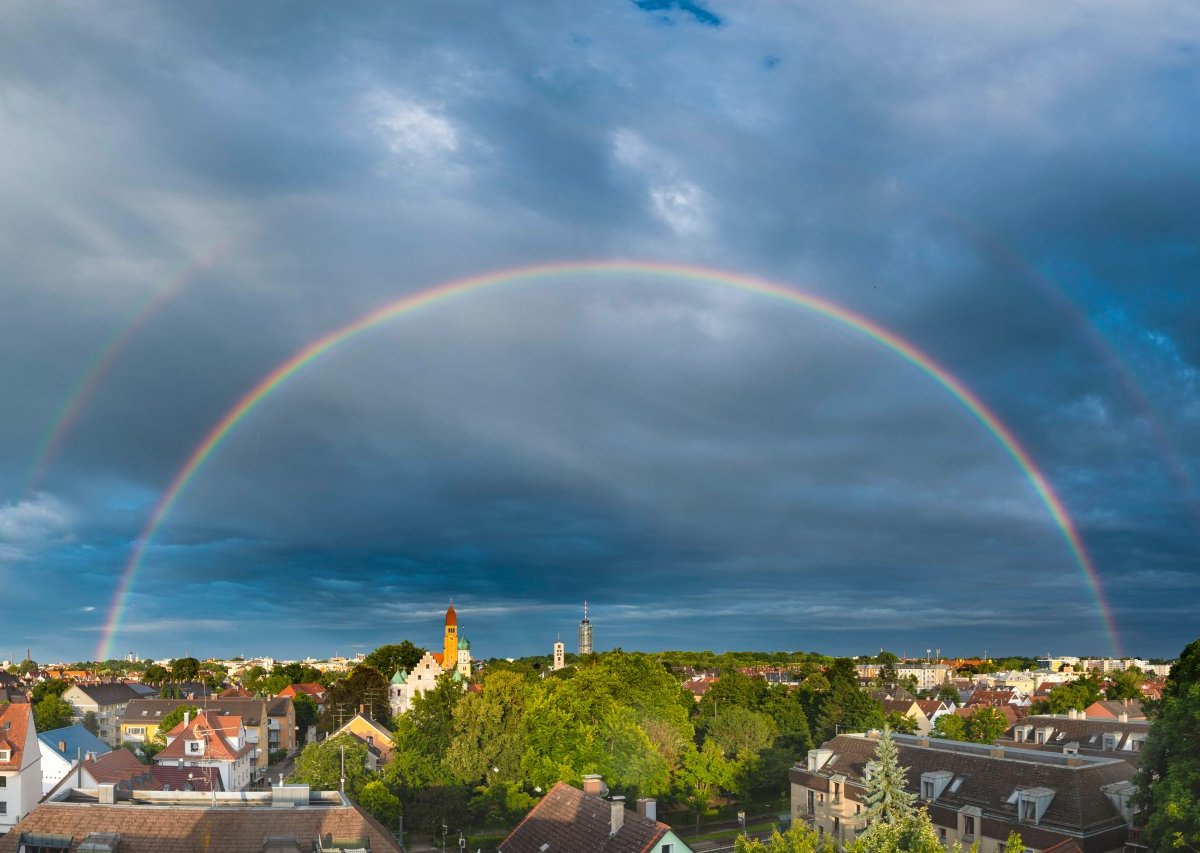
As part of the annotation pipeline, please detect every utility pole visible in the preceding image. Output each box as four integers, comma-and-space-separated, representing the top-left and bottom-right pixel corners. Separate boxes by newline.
339, 744, 345, 794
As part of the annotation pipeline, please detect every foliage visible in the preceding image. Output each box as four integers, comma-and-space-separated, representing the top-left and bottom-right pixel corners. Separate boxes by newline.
863, 728, 916, 825
885, 711, 918, 735
154, 705, 201, 744
81, 711, 100, 736
356, 778, 402, 828
31, 679, 70, 705
809, 660, 886, 742
1036, 675, 1102, 714
444, 668, 527, 786
676, 739, 737, 826
468, 780, 537, 826
403, 785, 471, 835
34, 695, 76, 732
290, 734, 374, 796
293, 692, 318, 744
877, 651, 899, 692
930, 713, 966, 741
1106, 667, 1145, 701
364, 642, 426, 680
1134, 637, 1200, 851
169, 657, 202, 682
762, 685, 813, 753
964, 707, 1008, 744
935, 684, 961, 704
319, 665, 391, 732
735, 822, 839, 852
141, 664, 170, 685
706, 705, 779, 756
387, 673, 463, 790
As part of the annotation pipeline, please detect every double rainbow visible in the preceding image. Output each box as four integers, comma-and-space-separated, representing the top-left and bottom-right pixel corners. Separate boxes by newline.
97, 261, 1121, 659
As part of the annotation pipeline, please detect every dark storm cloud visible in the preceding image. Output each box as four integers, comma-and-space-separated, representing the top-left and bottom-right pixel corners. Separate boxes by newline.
1, 2, 1197, 663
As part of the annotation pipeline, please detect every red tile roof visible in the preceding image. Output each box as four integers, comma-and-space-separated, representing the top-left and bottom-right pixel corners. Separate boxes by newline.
501, 782, 670, 853
0, 703, 31, 770
83, 749, 160, 790
277, 683, 326, 700
156, 712, 253, 762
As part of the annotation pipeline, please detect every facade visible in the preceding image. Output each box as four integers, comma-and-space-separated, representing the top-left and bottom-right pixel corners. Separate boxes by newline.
0, 703, 40, 835
119, 697, 270, 776
153, 710, 254, 792
501, 778, 690, 853
35, 725, 111, 795
332, 714, 395, 771
553, 641, 565, 671
61, 684, 144, 747
0, 784, 402, 853
266, 696, 297, 754
790, 732, 1136, 853
578, 600, 593, 655
388, 604, 472, 717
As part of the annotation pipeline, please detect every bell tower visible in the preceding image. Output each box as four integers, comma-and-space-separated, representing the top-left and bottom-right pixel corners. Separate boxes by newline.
443, 600, 458, 671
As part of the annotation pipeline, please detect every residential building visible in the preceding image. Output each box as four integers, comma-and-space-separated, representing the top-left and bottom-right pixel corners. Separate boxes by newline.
35, 725, 110, 795
60, 684, 144, 747
0, 703, 40, 834
266, 696, 296, 755
0, 783, 402, 852
790, 732, 1136, 853
153, 710, 254, 792
1000, 713, 1151, 768
276, 682, 327, 713
501, 777, 691, 853
118, 697, 270, 777
331, 713, 395, 772
1081, 700, 1145, 722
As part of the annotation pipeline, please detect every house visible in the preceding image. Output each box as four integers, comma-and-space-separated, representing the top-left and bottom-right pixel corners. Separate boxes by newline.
331, 714, 394, 771
683, 677, 719, 702
999, 713, 1151, 768
0, 703, 41, 834
790, 731, 1136, 853
60, 684, 144, 746
266, 696, 296, 755
881, 699, 933, 735
276, 683, 327, 712
35, 725, 111, 795
501, 776, 691, 853
0, 783, 402, 853
153, 710, 254, 791
118, 697, 271, 778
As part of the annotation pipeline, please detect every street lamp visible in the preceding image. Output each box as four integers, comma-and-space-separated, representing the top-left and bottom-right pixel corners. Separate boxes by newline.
441, 822, 448, 852
738, 810, 746, 837
459, 829, 466, 851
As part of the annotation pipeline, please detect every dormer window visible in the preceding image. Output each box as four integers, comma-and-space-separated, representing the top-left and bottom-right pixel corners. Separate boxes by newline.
0, 749, 10, 761
1103, 733, 1120, 751
187, 739, 204, 754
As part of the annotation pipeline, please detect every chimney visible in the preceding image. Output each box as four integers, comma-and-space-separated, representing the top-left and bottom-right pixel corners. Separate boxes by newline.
98, 782, 116, 804
637, 798, 657, 822
184, 711, 191, 727
1118, 712, 1128, 723
582, 774, 606, 796
610, 796, 625, 835
990, 746, 1005, 758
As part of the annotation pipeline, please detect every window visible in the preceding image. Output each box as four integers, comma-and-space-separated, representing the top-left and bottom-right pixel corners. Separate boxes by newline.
0, 775, 6, 787
1022, 800, 1037, 822
923, 781, 934, 800
662, 846, 673, 853
0, 802, 6, 814
963, 816, 976, 838
948, 777, 964, 794
0, 750, 9, 761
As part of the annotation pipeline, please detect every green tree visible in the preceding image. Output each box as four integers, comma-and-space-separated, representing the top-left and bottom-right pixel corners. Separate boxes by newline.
169, 657, 201, 682
863, 728, 916, 825
935, 683, 961, 704
931, 713, 966, 741
469, 781, 536, 826
142, 664, 170, 686
320, 665, 392, 732
444, 668, 527, 786
812, 665, 886, 743
706, 705, 779, 756
81, 711, 100, 736
291, 734, 374, 796
293, 692, 318, 745
676, 740, 736, 834
154, 705, 201, 744
877, 651, 900, 693
965, 707, 1008, 744
736, 822, 838, 852
364, 642, 426, 680
356, 778, 402, 828
34, 695, 76, 732
388, 673, 463, 789
1039, 675, 1102, 714
30, 679, 70, 705
1134, 638, 1200, 850
1106, 667, 1145, 701
762, 685, 813, 753
885, 711, 918, 735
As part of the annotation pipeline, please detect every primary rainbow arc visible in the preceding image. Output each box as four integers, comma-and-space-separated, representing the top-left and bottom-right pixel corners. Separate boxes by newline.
97, 261, 1122, 659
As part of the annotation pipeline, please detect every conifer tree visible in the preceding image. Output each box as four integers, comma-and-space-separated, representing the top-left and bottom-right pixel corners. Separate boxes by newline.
863, 727, 917, 825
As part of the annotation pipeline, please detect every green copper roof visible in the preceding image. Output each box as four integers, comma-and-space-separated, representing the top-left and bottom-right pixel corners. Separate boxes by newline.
459, 637, 470, 651
390, 669, 407, 684
451, 669, 465, 683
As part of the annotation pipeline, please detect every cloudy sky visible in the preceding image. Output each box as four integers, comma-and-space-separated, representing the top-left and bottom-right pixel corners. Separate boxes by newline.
1, 2, 1197, 664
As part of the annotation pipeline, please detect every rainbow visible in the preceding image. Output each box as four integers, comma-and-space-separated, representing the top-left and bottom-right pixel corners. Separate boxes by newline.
97, 261, 1122, 659
25, 231, 255, 496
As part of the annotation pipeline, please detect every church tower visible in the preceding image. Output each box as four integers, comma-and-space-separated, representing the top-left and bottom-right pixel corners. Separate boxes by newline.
578, 600, 593, 655
443, 601, 458, 671
553, 639, 565, 671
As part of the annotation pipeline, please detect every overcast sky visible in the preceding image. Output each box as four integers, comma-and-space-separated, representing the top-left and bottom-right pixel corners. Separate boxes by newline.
1, 2, 1197, 664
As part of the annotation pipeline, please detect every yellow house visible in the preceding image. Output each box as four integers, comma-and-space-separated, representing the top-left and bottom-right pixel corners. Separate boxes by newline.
332, 713, 394, 771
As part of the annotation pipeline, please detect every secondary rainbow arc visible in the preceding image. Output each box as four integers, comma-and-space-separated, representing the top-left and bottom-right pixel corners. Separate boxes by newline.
97, 261, 1122, 659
